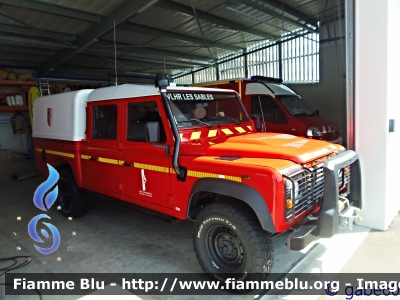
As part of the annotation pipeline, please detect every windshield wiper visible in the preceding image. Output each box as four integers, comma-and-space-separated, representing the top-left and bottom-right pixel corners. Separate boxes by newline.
292, 112, 312, 117
214, 115, 241, 124
180, 119, 212, 127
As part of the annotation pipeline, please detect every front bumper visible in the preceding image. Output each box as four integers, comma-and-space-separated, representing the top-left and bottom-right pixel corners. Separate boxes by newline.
287, 150, 362, 250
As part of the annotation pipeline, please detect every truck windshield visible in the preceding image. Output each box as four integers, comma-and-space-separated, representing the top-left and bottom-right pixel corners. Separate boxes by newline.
167, 92, 248, 128
277, 95, 315, 117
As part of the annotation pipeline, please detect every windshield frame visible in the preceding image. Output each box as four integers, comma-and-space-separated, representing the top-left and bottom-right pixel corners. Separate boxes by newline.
166, 90, 250, 128
276, 95, 316, 117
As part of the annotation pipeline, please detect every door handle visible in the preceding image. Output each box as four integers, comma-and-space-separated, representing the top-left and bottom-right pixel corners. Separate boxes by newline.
123, 162, 134, 167
89, 157, 98, 161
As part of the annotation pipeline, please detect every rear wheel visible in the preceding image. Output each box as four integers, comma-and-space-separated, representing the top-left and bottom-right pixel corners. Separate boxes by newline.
56, 168, 87, 218
193, 200, 274, 284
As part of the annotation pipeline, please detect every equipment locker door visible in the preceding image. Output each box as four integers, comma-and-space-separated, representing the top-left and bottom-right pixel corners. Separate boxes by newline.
120, 97, 172, 209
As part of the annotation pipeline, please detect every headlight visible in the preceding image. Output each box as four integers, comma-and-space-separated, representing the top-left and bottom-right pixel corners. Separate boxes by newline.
306, 126, 322, 137
285, 178, 299, 199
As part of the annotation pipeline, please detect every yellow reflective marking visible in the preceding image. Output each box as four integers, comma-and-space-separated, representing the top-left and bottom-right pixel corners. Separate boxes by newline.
81, 155, 90, 160
247, 126, 253, 130
221, 128, 233, 135
208, 129, 217, 137
188, 170, 219, 178
46, 150, 74, 158
98, 157, 119, 164
209, 142, 215, 145
225, 176, 242, 182
179, 133, 183, 138
235, 127, 246, 133
188, 170, 241, 182
190, 131, 201, 140
134, 163, 169, 173
36, 148, 74, 158
119, 161, 125, 165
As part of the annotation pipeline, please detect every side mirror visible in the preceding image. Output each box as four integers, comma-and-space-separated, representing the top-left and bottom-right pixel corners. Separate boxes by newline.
315, 109, 319, 116
145, 122, 160, 143
251, 114, 262, 131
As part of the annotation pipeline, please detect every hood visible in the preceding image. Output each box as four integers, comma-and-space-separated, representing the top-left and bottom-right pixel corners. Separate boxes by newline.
180, 132, 340, 164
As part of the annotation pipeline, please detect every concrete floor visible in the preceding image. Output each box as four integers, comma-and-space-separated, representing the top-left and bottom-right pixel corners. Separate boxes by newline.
0, 160, 317, 300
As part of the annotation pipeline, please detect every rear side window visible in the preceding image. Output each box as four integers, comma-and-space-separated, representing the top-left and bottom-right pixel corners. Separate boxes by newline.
92, 104, 117, 140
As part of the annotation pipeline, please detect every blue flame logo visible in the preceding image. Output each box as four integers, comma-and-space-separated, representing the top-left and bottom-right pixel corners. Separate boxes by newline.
28, 164, 61, 255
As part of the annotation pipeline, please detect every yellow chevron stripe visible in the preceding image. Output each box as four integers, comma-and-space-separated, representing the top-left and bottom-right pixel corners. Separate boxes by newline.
221, 128, 233, 135
190, 131, 201, 140
247, 126, 253, 131
235, 127, 246, 133
208, 129, 217, 137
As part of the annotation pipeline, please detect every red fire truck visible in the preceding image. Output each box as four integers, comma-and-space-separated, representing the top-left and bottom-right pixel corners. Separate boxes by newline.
33, 74, 361, 283
195, 76, 343, 144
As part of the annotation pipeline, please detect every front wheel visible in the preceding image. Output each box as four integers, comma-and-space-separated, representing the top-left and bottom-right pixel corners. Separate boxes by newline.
193, 200, 274, 283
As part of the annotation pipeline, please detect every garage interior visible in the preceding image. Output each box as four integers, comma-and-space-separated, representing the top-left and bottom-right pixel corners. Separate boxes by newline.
1, 0, 400, 299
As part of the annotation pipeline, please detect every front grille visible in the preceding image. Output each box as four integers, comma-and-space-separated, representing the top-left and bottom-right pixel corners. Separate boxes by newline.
285, 163, 352, 221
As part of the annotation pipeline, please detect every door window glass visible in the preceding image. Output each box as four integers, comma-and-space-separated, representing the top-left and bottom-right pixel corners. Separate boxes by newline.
251, 96, 287, 124
92, 104, 117, 140
127, 101, 166, 142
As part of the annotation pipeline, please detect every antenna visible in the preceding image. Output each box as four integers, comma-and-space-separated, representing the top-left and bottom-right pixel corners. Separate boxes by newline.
164, 58, 166, 74
114, 20, 118, 85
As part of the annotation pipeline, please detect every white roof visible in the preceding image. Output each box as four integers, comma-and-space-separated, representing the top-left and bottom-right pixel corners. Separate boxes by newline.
87, 84, 159, 102
245, 82, 298, 96
86, 84, 237, 102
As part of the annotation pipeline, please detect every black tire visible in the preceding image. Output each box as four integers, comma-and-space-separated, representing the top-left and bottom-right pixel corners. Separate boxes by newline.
56, 168, 87, 218
193, 200, 274, 284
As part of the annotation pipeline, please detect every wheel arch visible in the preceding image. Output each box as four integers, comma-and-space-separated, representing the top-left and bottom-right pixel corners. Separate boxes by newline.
188, 178, 276, 233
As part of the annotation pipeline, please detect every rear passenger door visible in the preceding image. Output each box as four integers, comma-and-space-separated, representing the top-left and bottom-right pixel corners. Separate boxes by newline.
120, 97, 173, 209
81, 100, 121, 198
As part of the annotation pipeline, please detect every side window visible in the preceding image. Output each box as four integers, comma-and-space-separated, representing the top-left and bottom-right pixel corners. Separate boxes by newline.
92, 104, 117, 140
251, 96, 287, 124
251, 96, 267, 115
127, 101, 166, 143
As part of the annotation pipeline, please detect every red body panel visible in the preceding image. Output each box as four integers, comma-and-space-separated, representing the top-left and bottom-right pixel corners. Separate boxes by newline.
34, 89, 342, 234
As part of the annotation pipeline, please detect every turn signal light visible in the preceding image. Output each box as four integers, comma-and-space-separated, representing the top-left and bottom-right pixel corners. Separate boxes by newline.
286, 199, 293, 209
344, 167, 350, 174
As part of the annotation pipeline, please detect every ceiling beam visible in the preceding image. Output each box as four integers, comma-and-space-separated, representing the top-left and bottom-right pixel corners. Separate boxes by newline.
68, 54, 192, 71
39, 0, 156, 74
155, 0, 276, 39
0, 23, 76, 42
0, 34, 68, 49
0, 59, 40, 67
85, 47, 212, 68
120, 23, 241, 52
0, 45, 56, 56
259, 0, 318, 26
228, 0, 318, 33
0, 0, 101, 22
89, 39, 212, 62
